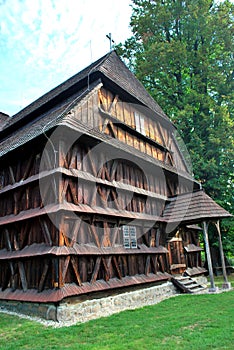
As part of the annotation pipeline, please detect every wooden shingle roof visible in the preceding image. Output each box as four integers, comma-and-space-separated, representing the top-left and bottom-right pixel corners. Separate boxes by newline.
162, 190, 232, 224
0, 51, 170, 140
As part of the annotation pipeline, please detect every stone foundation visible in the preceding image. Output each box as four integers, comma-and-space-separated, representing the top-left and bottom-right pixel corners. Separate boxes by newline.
0, 300, 57, 321
57, 282, 178, 324
0, 282, 178, 324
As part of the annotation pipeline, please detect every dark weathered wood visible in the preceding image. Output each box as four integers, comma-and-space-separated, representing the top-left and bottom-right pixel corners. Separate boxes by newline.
0, 62, 209, 303
62, 256, 71, 283
38, 262, 49, 292
9, 166, 16, 184
88, 223, 101, 248
145, 255, 151, 275
112, 256, 122, 279
91, 257, 101, 283
40, 219, 53, 246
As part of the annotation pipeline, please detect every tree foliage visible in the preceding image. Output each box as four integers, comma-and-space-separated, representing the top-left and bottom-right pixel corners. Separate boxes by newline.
118, 0, 234, 254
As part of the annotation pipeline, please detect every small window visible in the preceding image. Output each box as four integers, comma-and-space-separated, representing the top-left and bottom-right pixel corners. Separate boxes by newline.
134, 112, 146, 135
122, 225, 137, 249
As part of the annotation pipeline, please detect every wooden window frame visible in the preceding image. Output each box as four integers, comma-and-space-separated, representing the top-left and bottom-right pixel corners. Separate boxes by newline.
122, 225, 137, 249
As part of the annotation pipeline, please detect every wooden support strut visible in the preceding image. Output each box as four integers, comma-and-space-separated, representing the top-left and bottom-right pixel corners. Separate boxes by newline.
214, 220, 231, 288
3, 229, 16, 290
38, 261, 50, 292
202, 221, 216, 291
13, 233, 28, 292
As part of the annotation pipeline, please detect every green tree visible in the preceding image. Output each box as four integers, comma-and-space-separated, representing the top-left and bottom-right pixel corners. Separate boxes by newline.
118, 0, 234, 255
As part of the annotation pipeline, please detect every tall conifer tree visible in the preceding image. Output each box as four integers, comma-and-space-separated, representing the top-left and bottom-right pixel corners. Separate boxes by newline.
118, 0, 234, 255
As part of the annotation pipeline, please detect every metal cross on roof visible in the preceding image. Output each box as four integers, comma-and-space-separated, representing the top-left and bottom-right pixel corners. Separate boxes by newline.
106, 33, 115, 51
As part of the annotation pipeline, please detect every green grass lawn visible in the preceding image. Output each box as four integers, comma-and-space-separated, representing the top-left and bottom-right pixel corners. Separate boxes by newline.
0, 287, 233, 350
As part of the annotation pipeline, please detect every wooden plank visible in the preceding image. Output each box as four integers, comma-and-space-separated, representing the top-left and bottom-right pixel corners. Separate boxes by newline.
22, 154, 34, 180
97, 186, 108, 207
113, 256, 122, 279
9, 166, 16, 184
145, 255, 151, 275
89, 223, 101, 248
90, 185, 97, 206
1, 264, 11, 291
104, 164, 111, 181
86, 146, 97, 175
71, 257, 82, 286
62, 256, 71, 282
151, 256, 157, 274
110, 160, 118, 181
13, 193, 19, 215
102, 118, 110, 132
108, 94, 119, 113
40, 219, 53, 246
90, 257, 101, 283
4, 228, 12, 251
70, 219, 82, 246
68, 182, 79, 205
108, 121, 117, 139
38, 261, 49, 292
110, 189, 120, 210
13, 234, 28, 292
69, 146, 78, 169
156, 228, 161, 247
102, 221, 111, 247
101, 257, 110, 281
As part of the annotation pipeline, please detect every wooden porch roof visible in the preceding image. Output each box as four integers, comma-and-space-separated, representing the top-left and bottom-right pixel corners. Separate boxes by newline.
161, 190, 232, 224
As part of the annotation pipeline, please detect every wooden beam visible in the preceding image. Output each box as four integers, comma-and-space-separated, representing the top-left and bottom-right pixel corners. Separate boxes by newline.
68, 182, 79, 205
40, 219, 53, 246
102, 118, 110, 133
202, 221, 216, 290
62, 256, 71, 283
102, 221, 111, 247
110, 160, 118, 181
85, 146, 97, 176
70, 219, 82, 246
111, 224, 120, 246
22, 154, 34, 180
91, 257, 101, 283
101, 257, 110, 281
113, 256, 122, 279
88, 223, 101, 248
145, 255, 151, 275
38, 261, 49, 292
108, 94, 119, 113
13, 234, 28, 292
9, 166, 16, 184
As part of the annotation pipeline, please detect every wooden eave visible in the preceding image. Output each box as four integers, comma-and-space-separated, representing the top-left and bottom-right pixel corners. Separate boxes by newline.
0, 203, 166, 227
0, 167, 168, 202
0, 243, 168, 260
61, 116, 197, 184
0, 104, 198, 187
0, 273, 171, 303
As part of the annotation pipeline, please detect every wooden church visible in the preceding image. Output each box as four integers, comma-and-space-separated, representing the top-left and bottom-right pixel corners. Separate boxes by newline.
0, 52, 231, 315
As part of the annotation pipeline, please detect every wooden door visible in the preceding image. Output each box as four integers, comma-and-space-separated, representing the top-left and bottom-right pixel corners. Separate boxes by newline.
167, 237, 186, 275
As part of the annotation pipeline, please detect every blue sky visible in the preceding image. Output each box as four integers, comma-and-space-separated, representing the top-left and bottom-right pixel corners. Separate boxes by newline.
0, 0, 132, 116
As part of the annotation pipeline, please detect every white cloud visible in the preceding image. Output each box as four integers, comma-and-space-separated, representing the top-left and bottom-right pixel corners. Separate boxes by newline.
0, 0, 132, 115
